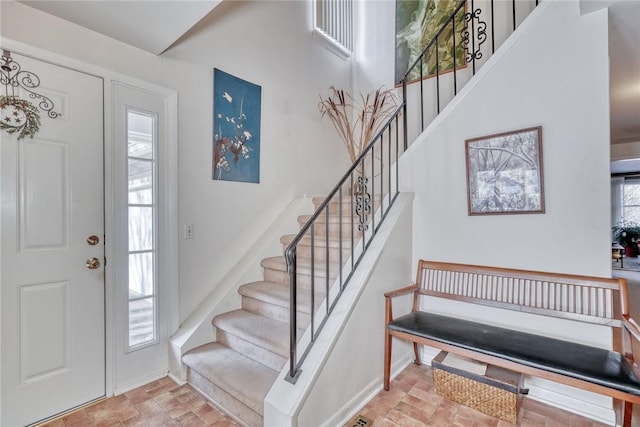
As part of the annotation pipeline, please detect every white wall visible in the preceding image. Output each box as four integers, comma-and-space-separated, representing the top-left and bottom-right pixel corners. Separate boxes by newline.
160, 1, 354, 322
353, 1, 396, 94
357, 0, 610, 279
400, 1, 611, 278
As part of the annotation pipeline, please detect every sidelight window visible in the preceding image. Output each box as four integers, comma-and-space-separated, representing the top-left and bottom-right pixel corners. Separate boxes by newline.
126, 110, 157, 349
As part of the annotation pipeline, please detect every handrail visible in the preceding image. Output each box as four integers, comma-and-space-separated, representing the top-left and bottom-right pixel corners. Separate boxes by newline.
285, 0, 539, 383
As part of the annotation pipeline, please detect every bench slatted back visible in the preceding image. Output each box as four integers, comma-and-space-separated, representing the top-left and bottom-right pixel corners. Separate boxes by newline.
416, 260, 628, 327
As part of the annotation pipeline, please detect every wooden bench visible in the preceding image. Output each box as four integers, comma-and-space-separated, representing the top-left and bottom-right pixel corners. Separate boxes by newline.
383, 260, 640, 426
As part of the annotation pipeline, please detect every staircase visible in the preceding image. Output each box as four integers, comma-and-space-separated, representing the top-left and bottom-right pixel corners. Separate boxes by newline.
182, 195, 353, 426
181, 0, 542, 424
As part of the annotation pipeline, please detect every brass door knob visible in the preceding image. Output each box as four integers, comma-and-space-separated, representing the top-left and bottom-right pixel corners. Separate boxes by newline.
86, 257, 101, 269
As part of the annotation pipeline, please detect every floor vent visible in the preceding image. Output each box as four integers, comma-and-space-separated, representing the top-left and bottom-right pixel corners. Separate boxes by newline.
347, 414, 372, 426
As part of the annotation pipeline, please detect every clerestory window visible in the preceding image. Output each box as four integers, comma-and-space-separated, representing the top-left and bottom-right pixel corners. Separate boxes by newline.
313, 0, 353, 58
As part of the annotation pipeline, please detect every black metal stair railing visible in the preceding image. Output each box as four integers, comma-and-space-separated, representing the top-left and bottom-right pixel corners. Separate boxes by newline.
402, 0, 539, 147
284, 105, 404, 383
285, 0, 539, 383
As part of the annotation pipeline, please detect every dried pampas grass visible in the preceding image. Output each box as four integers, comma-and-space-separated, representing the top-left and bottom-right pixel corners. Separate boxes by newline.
319, 86, 398, 163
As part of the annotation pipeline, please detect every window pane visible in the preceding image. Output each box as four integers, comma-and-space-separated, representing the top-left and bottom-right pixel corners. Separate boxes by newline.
128, 206, 153, 251
129, 297, 155, 347
127, 112, 154, 159
129, 186, 152, 205
127, 108, 156, 350
128, 158, 153, 204
129, 252, 154, 297
624, 183, 640, 206
625, 207, 640, 225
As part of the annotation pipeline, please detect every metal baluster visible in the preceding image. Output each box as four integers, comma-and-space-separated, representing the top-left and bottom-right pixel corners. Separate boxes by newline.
396, 115, 399, 195
286, 247, 298, 382
350, 173, 354, 272
491, 0, 495, 53
436, 35, 440, 114
420, 57, 424, 131
371, 150, 375, 234
453, 14, 457, 95
338, 187, 343, 290
325, 204, 330, 315
310, 225, 315, 340
471, 0, 476, 75
402, 80, 408, 150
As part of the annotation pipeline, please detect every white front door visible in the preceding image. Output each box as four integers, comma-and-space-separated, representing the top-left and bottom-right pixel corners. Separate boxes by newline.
1, 52, 105, 426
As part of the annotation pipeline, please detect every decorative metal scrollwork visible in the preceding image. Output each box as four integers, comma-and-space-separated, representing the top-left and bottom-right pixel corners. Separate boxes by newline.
355, 175, 371, 232
1, 50, 59, 119
461, 8, 487, 64
1, 50, 59, 140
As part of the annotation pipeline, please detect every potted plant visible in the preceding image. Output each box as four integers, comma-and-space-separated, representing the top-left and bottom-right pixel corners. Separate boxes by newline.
612, 222, 640, 257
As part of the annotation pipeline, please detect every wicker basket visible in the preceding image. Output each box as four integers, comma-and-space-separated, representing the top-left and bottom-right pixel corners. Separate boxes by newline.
432, 352, 523, 424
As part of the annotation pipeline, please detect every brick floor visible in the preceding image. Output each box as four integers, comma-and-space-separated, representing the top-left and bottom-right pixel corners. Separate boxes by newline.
40, 363, 639, 426
39, 377, 240, 427
345, 363, 621, 427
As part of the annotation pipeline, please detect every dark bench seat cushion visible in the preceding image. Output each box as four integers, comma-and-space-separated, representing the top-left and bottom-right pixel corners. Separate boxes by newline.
388, 311, 640, 396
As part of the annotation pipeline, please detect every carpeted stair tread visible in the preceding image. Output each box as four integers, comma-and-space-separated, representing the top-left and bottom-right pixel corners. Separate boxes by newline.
182, 343, 277, 417
239, 281, 319, 314
212, 309, 294, 358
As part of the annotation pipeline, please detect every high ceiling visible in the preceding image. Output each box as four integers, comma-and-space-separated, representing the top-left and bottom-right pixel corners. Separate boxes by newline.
18, 0, 222, 55
607, 1, 640, 144
16, 0, 640, 145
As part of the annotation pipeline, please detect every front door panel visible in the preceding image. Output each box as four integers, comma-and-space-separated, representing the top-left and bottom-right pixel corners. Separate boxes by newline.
1, 52, 105, 426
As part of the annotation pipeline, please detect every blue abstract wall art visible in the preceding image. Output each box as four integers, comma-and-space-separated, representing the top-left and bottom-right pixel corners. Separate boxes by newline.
213, 68, 261, 183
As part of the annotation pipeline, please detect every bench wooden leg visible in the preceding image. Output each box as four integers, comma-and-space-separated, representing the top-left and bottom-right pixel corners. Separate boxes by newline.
384, 328, 391, 391
413, 342, 421, 365
623, 400, 633, 427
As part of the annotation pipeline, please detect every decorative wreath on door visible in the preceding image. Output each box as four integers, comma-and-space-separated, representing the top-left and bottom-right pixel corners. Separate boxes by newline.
1, 49, 58, 140
0, 96, 41, 140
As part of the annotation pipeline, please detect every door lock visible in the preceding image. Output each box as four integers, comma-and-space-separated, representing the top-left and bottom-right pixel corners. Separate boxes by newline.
87, 235, 100, 245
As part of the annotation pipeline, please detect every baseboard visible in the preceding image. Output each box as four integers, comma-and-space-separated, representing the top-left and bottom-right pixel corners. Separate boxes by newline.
326, 353, 413, 427
525, 377, 615, 425
112, 369, 169, 396
167, 370, 187, 386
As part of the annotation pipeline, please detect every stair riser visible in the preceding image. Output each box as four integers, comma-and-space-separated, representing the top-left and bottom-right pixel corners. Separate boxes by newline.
262, 267, 339, 288
312, 196, 383, 214
283, 244, 352, 262
312, 204, 365, 217
241, 297, 311, 329
298, 222, 363, 238
187, 368, 263, 427
216, 330, 287, 372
